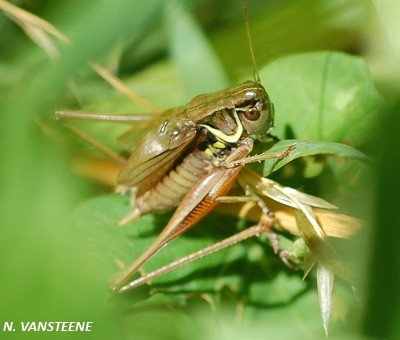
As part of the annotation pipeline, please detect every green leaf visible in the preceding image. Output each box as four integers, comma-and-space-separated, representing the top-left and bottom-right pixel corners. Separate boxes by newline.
262, 139, 369, 176
70, 194, 349, 338
70, 194, 253, 294
260, 51, 383, 144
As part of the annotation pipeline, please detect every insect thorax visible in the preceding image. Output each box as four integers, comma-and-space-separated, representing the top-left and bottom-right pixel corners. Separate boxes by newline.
134, 127, 237, 216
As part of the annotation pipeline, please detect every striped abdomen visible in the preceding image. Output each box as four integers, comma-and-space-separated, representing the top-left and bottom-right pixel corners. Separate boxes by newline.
135, 148, 214, 215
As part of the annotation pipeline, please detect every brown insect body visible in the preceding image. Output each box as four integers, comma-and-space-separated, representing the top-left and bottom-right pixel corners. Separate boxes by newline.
111, 81, 274, 290
117, 81, 273, 220
112, 138, 254, 290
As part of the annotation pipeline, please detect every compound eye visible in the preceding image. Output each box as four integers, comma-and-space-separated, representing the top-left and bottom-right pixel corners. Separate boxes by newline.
244, 108, 260, 121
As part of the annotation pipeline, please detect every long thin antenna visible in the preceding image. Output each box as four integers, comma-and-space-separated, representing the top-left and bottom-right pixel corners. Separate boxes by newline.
243, 0, 260, 83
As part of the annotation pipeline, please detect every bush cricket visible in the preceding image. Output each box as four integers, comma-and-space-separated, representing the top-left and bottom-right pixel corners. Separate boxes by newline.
56, 0, 363, 334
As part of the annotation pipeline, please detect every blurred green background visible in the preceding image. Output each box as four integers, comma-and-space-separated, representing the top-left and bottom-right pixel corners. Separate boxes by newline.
0, 0, 399, 339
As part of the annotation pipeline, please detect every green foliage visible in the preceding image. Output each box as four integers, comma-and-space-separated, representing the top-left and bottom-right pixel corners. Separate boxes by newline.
262, 139, 369, 177
260, 52, 383, 144
0, 0, 397, 339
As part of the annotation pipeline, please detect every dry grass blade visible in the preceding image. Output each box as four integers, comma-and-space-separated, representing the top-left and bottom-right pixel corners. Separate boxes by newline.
0, 0, 69, 58
61, 122, 127, 166
19, 23, 59, 59
216, 199, 361, 239
236, 167, 361, 239
90, 62, 162, 113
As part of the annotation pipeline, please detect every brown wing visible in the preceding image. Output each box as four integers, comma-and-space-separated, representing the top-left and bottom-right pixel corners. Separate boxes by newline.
118, 112, 198, 193
117, 105, 188, 152
117, 120, 155, 152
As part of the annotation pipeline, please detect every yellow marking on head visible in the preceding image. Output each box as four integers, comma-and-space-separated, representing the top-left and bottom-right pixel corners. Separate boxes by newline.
199, 110, 243, 144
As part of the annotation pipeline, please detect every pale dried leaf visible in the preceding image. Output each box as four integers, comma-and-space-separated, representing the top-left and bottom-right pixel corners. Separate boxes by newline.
0, 0, 69, 58
317, 262, 335, 336
18, 20, 59, 59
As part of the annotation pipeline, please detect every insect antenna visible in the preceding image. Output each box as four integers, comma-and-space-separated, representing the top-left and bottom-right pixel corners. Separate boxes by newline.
243, 0, 260, 84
